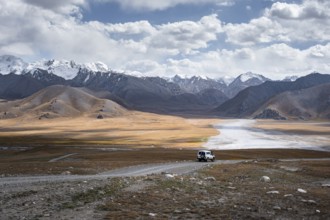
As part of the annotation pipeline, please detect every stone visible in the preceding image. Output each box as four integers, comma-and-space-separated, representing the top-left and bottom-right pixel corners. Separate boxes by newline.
165, 174, 175, 178
301, 199, 317, 205
149, 213, 157, 217
284, 194, 293, 197
273, 206, 281, 210
260, 176, 271, 182
61, 171, 71, 175
227, 186, 236, 190
297, 188, 307, 193
205, 176, 216, 181
267, 191, 279, 194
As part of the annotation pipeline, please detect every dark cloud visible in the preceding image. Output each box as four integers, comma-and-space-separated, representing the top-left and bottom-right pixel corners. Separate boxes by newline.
22, 0, 86, 11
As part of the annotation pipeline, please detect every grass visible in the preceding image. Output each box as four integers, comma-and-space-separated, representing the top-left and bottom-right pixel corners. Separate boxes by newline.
102, 160, 330, 219
10, 190, 38, 199
61, 178, 127, 209
0, 112, 219, 148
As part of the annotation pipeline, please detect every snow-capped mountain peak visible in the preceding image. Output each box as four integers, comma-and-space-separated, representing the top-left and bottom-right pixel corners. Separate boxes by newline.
24, 59, 110, 80
238, 72, 265, 82
0, 55, 27, 74
219, 76, 235, 86
283, 75, 299, 82
25, 59, 80, 80
83, 61, 109, 73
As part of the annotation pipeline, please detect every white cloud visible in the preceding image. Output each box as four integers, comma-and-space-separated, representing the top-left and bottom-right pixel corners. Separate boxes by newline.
149, 14, 222, 55
0, 0, 122, 63
0, 0, 223, 71
224, 17, 288, 45
133, 43, 330, 79
266, 0, 330, 20
0, 0, 329, 80
224, 0, 330, 45
96, 0, 234, 11
88, 14, 223, 57
103, 21, 156, 36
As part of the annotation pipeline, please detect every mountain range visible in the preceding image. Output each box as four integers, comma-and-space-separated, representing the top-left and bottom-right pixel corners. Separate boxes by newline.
254, 83, 330, 120
214, 73, 330, 120
0, 55, 329, 120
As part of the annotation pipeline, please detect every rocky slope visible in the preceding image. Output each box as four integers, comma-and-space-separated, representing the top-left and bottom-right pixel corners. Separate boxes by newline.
214, 73, 330, 118
254, 83, 330, 120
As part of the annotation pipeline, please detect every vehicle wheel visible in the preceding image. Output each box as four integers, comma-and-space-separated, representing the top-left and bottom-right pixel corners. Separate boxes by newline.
211, 159, 215, 162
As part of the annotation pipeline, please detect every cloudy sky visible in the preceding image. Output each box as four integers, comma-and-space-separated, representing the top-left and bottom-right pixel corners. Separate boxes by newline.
0, 0, 329, 79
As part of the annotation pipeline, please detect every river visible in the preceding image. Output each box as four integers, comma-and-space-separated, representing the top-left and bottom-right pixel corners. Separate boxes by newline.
204, 119, 329, 151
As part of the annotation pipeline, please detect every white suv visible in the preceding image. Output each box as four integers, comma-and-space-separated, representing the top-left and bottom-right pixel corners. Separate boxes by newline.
197, 150, 215, 162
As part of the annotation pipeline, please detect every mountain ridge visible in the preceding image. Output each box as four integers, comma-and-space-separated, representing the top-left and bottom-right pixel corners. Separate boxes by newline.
214, 73, 330, 118
254, 83, 330, 120
1, 55, 329, 119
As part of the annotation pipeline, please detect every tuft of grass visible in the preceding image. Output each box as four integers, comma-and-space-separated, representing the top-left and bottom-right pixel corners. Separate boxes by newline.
11, 190, 38, 199
61, 178, 127, 210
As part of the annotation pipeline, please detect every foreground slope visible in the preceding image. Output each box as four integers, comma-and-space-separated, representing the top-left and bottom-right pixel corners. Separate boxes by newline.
0, 85, 126, 119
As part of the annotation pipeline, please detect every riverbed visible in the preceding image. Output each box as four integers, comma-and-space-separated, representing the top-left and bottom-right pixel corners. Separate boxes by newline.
204, 120, 330, 151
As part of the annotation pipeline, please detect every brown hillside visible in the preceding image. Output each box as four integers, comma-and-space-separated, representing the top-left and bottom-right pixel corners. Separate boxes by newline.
254, 83, 330, 120
0, 85, 126, 119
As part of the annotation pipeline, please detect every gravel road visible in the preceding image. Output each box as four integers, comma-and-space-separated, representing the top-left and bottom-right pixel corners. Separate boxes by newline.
0, 160, 239, 187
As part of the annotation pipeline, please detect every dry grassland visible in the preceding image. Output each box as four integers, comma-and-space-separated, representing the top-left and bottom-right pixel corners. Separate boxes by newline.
255, 120, 330, 135
0, 112, 219, 175
0, 111, 219, 148
1, 114, 330, 176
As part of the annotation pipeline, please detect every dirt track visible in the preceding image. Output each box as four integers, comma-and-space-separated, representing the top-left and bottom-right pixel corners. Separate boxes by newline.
0, 160, 238, 186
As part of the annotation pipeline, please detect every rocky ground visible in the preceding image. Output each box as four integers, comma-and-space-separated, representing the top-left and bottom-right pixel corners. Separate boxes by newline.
1, 159, 329, 220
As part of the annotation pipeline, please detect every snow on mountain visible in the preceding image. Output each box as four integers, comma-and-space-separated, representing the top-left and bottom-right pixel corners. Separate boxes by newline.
238, 72, 266, 82
219, 76, 235, 86
283, 75, 299, 82
82, 62, 109, 73
169, 74, 227, 94
0, 55, 110, 80
25, 59, 110, 80
0, 55, 27, 74
225, 72, 271, 98
25, 59, 80, 80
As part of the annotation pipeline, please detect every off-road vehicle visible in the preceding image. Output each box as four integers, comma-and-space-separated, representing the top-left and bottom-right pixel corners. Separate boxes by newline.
197, 150, 215, 162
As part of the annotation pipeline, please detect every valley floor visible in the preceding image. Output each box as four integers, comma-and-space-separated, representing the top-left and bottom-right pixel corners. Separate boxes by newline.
0, 114, 330, 219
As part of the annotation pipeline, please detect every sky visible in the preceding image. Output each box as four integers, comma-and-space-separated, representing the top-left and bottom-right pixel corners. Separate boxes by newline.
0, 0, 329, 79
